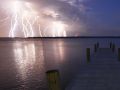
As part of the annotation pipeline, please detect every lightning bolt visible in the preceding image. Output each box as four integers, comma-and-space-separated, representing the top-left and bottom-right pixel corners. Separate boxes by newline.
0, 0, 68, 37
8, 1, 41, 37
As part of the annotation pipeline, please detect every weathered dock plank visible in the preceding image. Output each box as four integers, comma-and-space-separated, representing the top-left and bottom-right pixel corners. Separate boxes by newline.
66, 48, 120, 90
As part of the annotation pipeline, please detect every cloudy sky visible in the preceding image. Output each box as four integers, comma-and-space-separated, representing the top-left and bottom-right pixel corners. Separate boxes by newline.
0, 0, 120, 37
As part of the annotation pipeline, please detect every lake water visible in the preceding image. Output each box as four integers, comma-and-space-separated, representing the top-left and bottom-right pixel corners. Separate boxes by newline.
0, 38, 120, 90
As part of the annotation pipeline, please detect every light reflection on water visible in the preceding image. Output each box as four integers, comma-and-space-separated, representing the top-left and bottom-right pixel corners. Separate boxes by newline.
0, 38, 118, 90
58, 41, 65, 61
13, 42, 36, 80
13, 41, 46, 90
43, 40, 66, 71
0, 39, 87, 90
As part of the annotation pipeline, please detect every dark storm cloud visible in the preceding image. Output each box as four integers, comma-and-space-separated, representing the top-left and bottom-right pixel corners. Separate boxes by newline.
2, 0, 119, 36
30, 0, 89, 35
0, 0, 90, 37
31, 0, 88, 20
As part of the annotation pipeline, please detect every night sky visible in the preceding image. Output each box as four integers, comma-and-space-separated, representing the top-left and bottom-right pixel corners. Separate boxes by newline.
0, 0, 120, 37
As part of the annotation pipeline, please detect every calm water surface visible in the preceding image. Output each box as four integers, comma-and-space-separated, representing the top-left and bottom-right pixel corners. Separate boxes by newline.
0, 38, 120, 90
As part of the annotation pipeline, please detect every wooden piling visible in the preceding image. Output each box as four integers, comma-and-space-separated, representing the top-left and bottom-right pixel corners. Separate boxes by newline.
110, 42, 112, 48
97, 42, 99, 48
94, 44, 97, 52
112, 44, 115, 52
118, 48, 120, 61
86, 48, 90, 63
46, 70, 61, 90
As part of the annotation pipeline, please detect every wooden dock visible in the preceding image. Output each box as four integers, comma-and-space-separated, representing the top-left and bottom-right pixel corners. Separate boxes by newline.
66, 47, 120, 90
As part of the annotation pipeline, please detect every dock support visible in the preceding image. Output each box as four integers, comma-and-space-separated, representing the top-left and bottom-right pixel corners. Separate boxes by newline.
97, 42, 99, 48
112, 44, 115, 52
86, 48, 90, 63
94, 44, 97, 52
46, 70, 61, 90
118, 48, 120, 61
110, 42, 112, 48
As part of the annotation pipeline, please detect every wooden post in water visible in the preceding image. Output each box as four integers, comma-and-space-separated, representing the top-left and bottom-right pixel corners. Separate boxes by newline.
94, 44, 97, 52
110, 42, 112, 48
86, 48, 90, 63
97, 42, 99, 48
46, 70, 61, 90
112, 44, 115, 52
118, 48, 120, 61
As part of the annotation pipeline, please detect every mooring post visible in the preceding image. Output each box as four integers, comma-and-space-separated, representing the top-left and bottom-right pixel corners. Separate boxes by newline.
86, 48, 90, 63
46, 70, 61, 90
118, 48, 120, 61
94, 44, 97, 52
112, 44, 115, 52
97, 42, 99, 48
110, 42, 112, 48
